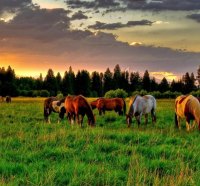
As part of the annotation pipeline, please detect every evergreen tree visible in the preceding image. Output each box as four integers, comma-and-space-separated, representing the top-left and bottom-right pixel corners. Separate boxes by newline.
62, 66, 75, 96
197, 66, 200, 88
120, 71, 129, 92
151, 77, 158, 91
142, 70, 151, 91
56, 72, 62, 92
91, 71, 103, 97
103, 68, 113, 94
182, 72, 195, 93
159, 77, 169, 93
44, 69, 57, 96
113, 64, 122, 89
35, 73, 43, 90
75, 70, 91, 96
130, 71, 141, 91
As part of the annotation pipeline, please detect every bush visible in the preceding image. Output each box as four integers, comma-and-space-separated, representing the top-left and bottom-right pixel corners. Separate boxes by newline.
56, 92, 64, 99
40, 90, 50, 97
105, 89, 128, 98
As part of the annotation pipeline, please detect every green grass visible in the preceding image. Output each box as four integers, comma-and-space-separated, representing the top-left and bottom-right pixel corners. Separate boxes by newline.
0, 98, 200, 185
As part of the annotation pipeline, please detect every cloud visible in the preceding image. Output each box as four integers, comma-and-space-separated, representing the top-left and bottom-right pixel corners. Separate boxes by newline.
65, 0, 200, 12
88, 20, 153, 30
0, 0, 33, 15
66, 0, 119, 9
71, 10, 88, 20
0, 0, 200, 78
187, 14, 200, 23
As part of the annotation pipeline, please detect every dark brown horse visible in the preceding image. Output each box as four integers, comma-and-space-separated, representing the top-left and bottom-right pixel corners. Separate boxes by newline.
96, 98, 126, 116
65, 95, 95, 127
44, 97, 66, 123
5, 96, 11, 103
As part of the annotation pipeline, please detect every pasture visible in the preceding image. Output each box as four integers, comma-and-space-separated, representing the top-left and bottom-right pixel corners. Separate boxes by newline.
0, 98, 200, 185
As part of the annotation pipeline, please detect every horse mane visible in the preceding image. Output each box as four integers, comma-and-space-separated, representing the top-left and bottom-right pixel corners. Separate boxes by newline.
128, 95, 138, 115
78, 95, 93, 111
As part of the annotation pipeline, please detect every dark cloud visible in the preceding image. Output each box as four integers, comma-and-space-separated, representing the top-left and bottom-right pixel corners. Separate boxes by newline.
65, 0, 200, 12
88, 20, 153, 30
0, 0, 33, 14
187, 14, 200, 23
124, 0, 200, 11
66, 0, 119, 9
71, 10, 88, 20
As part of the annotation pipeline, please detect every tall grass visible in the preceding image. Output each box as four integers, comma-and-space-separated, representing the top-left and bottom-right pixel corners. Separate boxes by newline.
0, 98, 200, 185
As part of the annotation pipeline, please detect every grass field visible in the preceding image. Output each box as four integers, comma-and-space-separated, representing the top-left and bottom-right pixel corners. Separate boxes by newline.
0, 98, 200, 185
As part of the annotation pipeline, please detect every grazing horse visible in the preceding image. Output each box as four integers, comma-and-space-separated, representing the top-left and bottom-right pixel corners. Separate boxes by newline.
65, 95, 95, 127
0, 96, 4, 102
175, 95, 200, 131
96, 98, 126, 116
44, 97, 66, 123
126, 95, 156, 127
5, 96, 11, 103
90, 98, 102, 109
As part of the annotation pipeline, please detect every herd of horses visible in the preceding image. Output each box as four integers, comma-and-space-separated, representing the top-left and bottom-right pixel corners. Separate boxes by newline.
43, 94, 200, 131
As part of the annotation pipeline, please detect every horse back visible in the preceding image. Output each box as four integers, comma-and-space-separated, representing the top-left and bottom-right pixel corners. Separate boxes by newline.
65, 96, 75, 114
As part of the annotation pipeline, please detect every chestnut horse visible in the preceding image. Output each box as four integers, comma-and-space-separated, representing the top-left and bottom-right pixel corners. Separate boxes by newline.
95, 98, 126, 116
90, 98, 102, 109
0, 96, 4, 102
44, 97, 66, 123
126, 95, 156, 127
175, 95, 200, 131
65, 95, 95, 127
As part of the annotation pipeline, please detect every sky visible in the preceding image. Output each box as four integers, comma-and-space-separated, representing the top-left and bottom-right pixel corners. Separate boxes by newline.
0, 0, 200, 81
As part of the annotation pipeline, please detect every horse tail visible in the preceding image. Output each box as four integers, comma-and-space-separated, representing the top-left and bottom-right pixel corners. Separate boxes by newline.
123, 98, 126, 115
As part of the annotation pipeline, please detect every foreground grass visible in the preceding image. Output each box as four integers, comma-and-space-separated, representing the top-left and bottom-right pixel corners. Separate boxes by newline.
0, 98, 200, 185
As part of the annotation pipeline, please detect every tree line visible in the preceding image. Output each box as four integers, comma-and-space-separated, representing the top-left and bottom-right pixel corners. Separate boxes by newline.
0, 65, 200, 97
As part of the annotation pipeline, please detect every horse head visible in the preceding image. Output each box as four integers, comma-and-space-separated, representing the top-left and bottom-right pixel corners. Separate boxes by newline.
126, 114, 132, 127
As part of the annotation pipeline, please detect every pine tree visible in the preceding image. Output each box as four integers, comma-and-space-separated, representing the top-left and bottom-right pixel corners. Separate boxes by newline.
142, 70, 151, 91
91, 71, 103, 97
56, 72, 62, 92
44, 69, 57, 96
197, 66, 200, 88
130, 71, 141, 91
113, 64, 122, 89
159, 77, 169, 93
62, 66, 75, 96
103, 68, 113, 94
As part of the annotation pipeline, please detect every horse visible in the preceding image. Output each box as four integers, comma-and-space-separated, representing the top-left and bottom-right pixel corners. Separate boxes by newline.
175, 95, 200, 131
95, 98, 126, 116
65, 95, 95, 127
5, 96, 11, 103
126, 95, 156, 127
0, 96, 4, 102
44, 97, 66, 123
90, 98, 102, 110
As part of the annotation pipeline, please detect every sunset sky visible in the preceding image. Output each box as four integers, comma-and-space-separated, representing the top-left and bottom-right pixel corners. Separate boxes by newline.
0, 0, 200, 81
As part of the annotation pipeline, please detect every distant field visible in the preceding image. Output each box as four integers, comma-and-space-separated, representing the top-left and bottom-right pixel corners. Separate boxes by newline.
0, 98, 200, 185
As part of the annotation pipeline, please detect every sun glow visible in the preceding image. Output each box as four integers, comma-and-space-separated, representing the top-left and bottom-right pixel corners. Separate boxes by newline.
150, 71, 179, 82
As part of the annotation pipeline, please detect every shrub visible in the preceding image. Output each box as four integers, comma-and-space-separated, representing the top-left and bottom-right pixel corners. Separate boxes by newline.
40, 90, 50, 97
105, 89, 128, 98
56, 92, 64, 99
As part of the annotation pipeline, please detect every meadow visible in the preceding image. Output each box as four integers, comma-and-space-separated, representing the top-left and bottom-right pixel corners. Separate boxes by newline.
0, 98, 200, 186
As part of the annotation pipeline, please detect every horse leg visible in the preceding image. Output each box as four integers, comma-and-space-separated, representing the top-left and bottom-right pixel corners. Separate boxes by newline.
186, 117, 191, 131
80, 114, 84, 127
151, 109, 156, 123
99, 109, 102, 116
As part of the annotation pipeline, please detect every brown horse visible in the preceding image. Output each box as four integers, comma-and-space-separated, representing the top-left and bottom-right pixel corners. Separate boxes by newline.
44, 97, 66, 123
65, 95, 95, 127
0, 96, 4, 102
90, 98, 102, 109
96, 98, 126, 116
5, 96, 11, 103
175, 95, 200, 131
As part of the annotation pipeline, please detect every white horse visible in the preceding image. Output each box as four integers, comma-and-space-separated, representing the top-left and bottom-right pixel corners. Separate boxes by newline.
126, 95, 156, 127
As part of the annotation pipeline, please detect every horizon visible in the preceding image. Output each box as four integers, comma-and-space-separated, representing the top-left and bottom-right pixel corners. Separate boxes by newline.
1, 0, 200, 82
